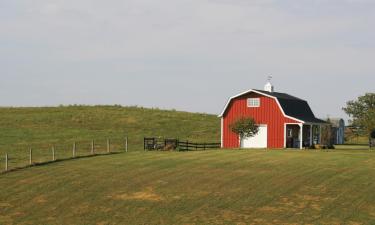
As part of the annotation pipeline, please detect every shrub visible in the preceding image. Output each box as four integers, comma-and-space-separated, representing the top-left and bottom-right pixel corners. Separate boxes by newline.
230, 117, 259, 139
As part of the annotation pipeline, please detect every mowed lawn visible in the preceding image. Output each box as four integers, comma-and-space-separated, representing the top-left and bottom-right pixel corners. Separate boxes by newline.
1, 149, 375, 225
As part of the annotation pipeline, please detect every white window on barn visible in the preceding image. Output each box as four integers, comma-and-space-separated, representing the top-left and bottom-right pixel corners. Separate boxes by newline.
247, 98, 260, 107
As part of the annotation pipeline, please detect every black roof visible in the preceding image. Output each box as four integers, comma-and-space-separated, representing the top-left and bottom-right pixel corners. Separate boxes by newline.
254, 89, 327, 124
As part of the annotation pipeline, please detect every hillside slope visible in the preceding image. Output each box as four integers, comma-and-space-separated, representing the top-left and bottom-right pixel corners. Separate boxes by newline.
0, 106, 220, 167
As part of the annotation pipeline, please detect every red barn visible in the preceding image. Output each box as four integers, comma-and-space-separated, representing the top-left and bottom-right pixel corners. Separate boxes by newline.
219, 82, 326, 149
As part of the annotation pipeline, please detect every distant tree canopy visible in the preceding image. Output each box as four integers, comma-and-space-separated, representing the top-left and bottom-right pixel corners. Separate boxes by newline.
343, 93, 375, 138
230, 117, 259, 139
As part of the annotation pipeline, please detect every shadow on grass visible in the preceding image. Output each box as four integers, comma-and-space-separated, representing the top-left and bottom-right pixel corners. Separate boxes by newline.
1, 152, 124, 175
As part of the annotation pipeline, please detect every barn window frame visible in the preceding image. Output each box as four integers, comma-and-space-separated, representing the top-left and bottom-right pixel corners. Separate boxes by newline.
247, 98, 260, 107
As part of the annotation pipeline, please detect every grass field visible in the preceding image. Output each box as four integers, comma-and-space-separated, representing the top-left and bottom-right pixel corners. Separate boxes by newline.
0, 106, 220, 169
1, 147, 375, 225
1, 106, 375, 224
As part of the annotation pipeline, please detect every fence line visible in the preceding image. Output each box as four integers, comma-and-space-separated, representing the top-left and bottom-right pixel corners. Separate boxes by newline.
178, 141, 221, 151
2, 137, 129, 173
144, 137, 221, 151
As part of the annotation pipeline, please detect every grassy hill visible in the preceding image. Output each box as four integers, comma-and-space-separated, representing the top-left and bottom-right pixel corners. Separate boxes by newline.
0, 106, 220, 168
1, 150, 375, 224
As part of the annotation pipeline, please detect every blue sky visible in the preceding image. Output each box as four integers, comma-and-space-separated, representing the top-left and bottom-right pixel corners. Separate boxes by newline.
1, 0, 374, 121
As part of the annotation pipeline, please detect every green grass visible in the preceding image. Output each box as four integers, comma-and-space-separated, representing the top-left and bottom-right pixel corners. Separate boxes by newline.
1, 148, 375, 224
335, 144, 371, 150
345, 136, 370, 145
0, 106, 220, 168
1, 106, 375, 224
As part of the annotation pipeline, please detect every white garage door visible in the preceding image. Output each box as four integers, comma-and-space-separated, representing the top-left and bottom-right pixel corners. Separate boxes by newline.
240, 125, 268, 148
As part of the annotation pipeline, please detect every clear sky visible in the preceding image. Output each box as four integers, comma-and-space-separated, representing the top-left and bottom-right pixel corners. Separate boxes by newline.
1, 0, 374, 121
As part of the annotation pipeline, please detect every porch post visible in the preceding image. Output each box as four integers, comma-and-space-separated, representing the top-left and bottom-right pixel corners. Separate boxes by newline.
299, 123, 303, 149
284, 123, 286, 148
309, 125, 313, 147
319, 125, 322, 144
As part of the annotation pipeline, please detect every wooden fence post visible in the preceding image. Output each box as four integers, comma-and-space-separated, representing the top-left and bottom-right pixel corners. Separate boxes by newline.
5, 153, 8, 171
125, 137, 128, 152
107, 139, 110, 153
73, 142, 76, 158
52, 146, 55, 161
29, 148, 33, 165
91, 140, 95, 155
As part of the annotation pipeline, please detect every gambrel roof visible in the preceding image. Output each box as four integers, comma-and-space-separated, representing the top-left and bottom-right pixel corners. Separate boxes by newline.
219, 89, 327, 124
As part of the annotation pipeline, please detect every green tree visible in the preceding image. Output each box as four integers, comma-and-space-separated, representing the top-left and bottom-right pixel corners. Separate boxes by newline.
230, 117, 259, 140
343, 93, 375, 143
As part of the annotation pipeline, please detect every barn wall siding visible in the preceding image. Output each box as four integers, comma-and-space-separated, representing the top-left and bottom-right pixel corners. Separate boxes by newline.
222, 93, 299, 148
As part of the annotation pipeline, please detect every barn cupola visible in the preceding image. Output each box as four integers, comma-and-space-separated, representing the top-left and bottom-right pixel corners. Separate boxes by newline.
264, 76, 274, 92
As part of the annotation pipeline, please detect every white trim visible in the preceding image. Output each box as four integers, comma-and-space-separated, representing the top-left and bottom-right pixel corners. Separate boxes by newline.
284, 122, 302, 148
319, 125, 322, 144
221, 117, 224, 148
218, 89, 304, 123
299, 124, 303, 149
284, 123, 286, 148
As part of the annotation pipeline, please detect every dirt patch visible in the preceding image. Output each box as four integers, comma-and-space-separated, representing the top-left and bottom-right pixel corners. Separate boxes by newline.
311, 203, 322, 211
75, 203, 90, 214
299, 194, 321, 201
33, 195, 47, 204
18, 178, 35, 184
252, 218, 268, 224
99, 207, 112, 213
11, 211, 25, 217
118, 117, 137, 124
97, 222, 110, 225
348, 222, 363, 225
0, 215, 13, 224
0, 202, 12, 208
47, 217, 56, 221
111, 187, 164, 202
172, 195, 181, 200
258, 206, 283, 213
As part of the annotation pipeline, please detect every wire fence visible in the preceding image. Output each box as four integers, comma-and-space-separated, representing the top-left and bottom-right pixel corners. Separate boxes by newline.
1, 137, 128, 173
